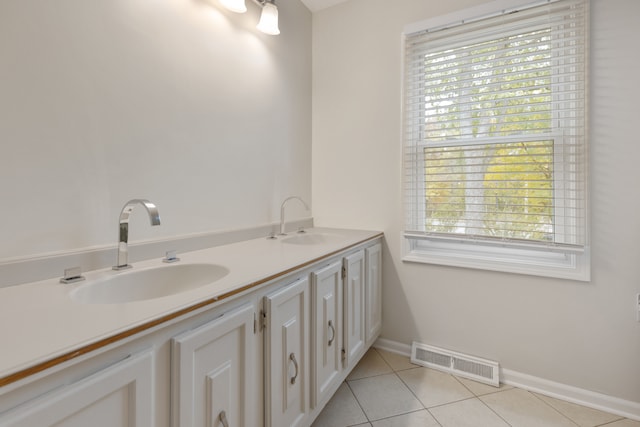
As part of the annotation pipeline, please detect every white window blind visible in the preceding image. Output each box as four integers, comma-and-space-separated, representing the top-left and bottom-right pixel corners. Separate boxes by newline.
403, 0, 589, 279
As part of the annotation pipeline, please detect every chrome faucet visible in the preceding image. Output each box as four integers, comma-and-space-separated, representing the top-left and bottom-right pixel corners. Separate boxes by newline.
279, 196, 309, 235
113, 199, 161, 270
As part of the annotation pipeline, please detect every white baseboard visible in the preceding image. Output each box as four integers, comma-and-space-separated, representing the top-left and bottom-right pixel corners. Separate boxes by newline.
374, 337, 412, 356
374, 338, 640, 422
501, 369, 640, 422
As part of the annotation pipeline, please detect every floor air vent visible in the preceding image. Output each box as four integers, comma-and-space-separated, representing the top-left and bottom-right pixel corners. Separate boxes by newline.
411, 342, 500, 387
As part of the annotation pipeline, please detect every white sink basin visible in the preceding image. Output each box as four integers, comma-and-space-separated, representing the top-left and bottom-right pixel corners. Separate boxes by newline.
70, 263, 229, 304
280, 233, 341, 245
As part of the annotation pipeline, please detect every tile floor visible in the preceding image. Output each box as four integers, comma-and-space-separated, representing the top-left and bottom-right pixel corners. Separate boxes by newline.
312, 348, 640, 427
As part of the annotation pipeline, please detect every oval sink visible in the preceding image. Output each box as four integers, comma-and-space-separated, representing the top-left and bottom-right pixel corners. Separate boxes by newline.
70, 263, 229, 304
280, 233, 341, 245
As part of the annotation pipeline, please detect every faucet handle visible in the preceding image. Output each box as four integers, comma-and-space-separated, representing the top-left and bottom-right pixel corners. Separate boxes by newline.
162, 250, 180, 263
60, 266, 86, 284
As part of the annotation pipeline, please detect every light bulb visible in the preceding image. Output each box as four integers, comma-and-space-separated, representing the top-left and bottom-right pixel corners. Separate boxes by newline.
256, 2, 280, 35
220, 0, 247, 13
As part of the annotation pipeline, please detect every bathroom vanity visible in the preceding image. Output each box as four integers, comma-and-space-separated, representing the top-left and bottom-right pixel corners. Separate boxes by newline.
0, 228, 382, 427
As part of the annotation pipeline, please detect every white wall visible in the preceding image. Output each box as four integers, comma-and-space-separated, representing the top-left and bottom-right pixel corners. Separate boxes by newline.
0, 0, 311, 261
313, 0, 640, 405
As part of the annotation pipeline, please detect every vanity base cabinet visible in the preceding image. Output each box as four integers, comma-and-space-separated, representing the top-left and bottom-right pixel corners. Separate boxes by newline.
0, 236, 382, 427
171, 302, 257, 427
264, 276, 310, 427
0, 350, 154, 427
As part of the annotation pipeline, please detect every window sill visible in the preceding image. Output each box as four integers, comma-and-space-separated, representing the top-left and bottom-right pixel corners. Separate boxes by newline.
403, 237, 590, 282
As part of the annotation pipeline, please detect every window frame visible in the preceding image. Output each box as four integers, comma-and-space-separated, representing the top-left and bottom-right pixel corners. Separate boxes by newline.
401, 0, 590, 281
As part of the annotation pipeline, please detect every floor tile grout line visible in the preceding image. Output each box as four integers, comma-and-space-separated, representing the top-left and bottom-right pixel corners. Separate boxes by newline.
530, 390, 633, 426
425, 394, 515, 427
394, 366, 518, 427
450, 370, 515, 398
475, 391, 516, 427
345, 378, 372, 424
393, 369, 428, 410
347, 349, 433, 425
430, 395, 488, 410
425, 408, 445, 427
350, 367, 444, 424
392, 368, 444, 426
369, 408, 442, 426
373, 347, 423, 373
347, 369, 396, 383
528, 389, 582, 427
471, 387, 514, 397
597, 419, 634, 426
454, 372, 630, 426
367, 371, 433, 423
371, 347, 394, 371
346, 347, 397, 383
395, 366, 485, 411
449, 375, 516, 427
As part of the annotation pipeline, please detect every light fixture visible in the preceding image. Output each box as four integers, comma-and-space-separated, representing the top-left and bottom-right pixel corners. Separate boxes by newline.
256, 1, 280, 35
220, 0, 247, 13
220, 0, 280, 35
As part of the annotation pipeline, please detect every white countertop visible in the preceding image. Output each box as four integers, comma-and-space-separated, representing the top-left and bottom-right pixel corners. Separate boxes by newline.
0, 227, 381, 386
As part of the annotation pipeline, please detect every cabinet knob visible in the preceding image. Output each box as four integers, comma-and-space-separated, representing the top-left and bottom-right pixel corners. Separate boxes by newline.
289, 353, 299, 385
219, 410, 229, 427
328, 320, 336, 347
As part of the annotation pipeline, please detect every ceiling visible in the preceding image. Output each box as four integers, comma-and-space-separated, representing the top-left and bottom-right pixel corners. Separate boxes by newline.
300, 0, 350, 12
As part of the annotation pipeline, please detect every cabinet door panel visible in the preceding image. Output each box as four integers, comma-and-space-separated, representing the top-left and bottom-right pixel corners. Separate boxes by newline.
265, 277, 309, 427
172, 303, 255, 427
311, 261, 343, 409
0, 351, 153, 427
343, 250, 366, 368
365, 243, 383, 344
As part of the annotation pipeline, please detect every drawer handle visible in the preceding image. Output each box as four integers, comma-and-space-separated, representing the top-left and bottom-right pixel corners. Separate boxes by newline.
328, 320, 335, 347
290, 353, 299, 385
219, 410, 229, 427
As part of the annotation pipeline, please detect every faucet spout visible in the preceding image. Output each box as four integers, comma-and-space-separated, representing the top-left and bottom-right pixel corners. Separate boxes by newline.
279, 196, 309, 235
113, 199, 161, 270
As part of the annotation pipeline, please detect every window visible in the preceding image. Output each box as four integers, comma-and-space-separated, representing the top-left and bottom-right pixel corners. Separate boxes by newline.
402, 0, 589, 280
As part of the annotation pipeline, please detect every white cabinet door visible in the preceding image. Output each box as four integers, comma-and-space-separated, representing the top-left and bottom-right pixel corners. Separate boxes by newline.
0, 351, 153, 427
310, 261, 343, 409
264, 276, 310, 427
171, 303, 256, 427
365, 243, 382, 345
343, 250, 366, 368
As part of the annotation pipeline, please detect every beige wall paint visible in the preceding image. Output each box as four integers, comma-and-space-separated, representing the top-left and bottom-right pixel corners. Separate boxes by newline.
312, 0, 640, 404
0, 0, 311, 260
